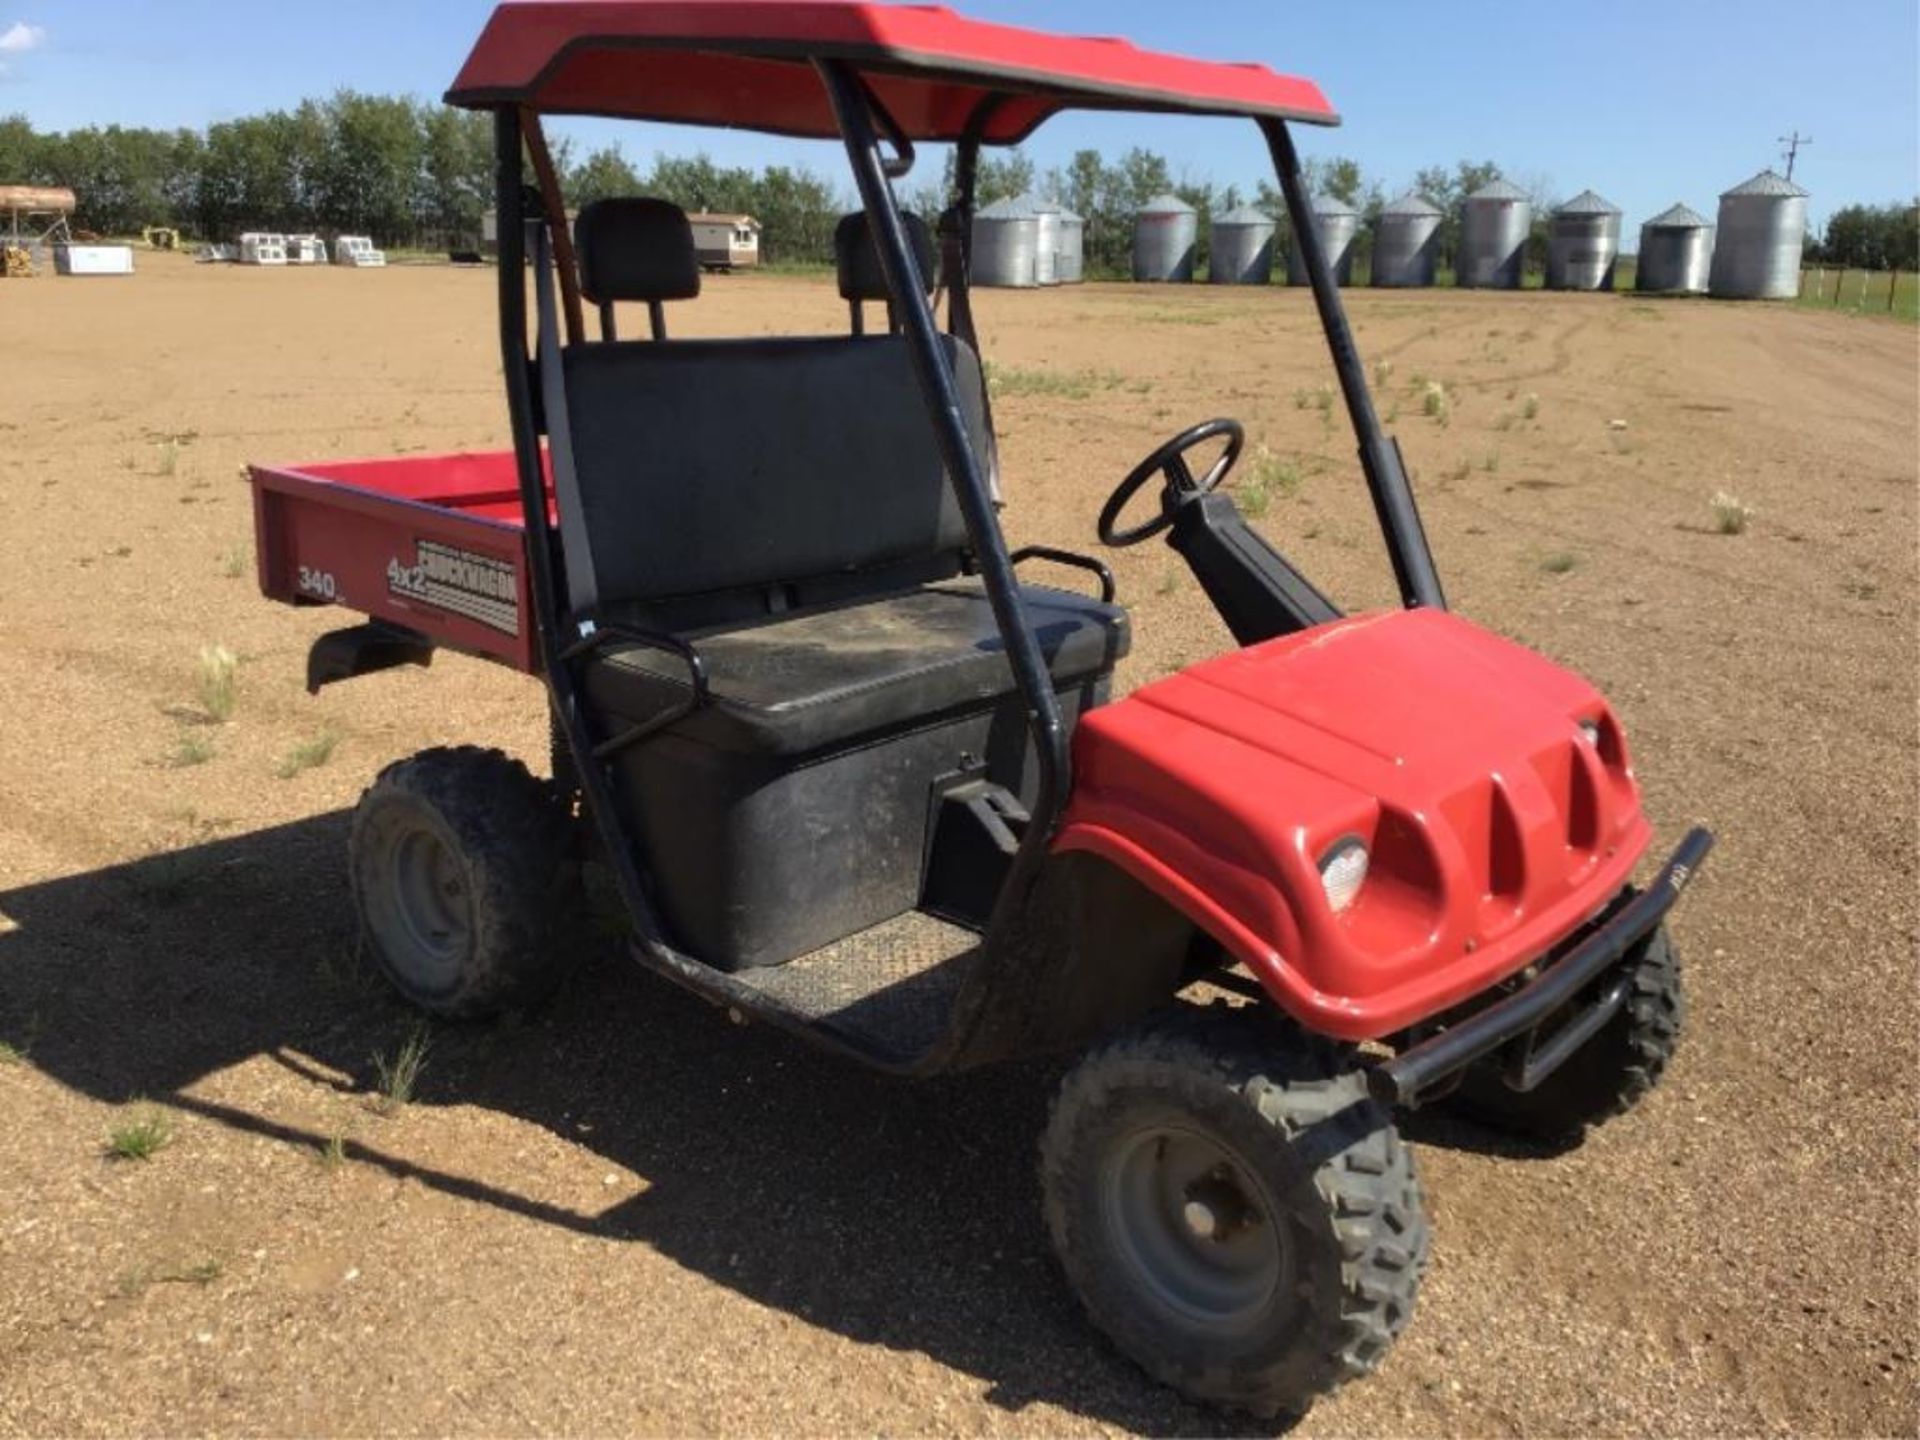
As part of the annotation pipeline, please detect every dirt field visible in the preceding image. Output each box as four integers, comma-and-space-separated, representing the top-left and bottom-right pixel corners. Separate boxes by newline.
1, 254, 1914, 1437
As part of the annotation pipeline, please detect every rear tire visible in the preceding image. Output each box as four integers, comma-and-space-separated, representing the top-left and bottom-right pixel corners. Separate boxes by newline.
1041, 1005, 1428, 1421
1450, 923, 1682, 1141
349, 746, 582, 1018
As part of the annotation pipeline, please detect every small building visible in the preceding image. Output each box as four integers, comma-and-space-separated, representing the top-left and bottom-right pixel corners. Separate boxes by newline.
333, 236, 387, 268
689, 212, 760, 271
285, 234, 329, 265
238, 232, 288, 266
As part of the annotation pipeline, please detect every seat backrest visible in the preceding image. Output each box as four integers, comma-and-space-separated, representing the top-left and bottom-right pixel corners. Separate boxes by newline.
575, 197, 700, 340
835, 211, 935, 302
556, 333, 987, 616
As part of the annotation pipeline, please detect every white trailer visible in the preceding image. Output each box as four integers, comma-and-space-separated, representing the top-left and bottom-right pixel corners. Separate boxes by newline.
332, 235, 387, 268
238, 232, 288, 266
286, 234, 329, 264
688, 212, 760, 271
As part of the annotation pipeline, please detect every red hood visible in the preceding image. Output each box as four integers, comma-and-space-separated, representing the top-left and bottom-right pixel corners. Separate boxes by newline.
1056, 609, 1652, 1038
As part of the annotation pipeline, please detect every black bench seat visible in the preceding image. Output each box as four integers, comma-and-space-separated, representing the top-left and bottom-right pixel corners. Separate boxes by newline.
586, 578, 1128, 757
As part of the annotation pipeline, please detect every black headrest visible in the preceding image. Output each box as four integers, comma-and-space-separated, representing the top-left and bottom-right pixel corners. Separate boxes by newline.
575, 198, 701, 305
835, 211, 936, 302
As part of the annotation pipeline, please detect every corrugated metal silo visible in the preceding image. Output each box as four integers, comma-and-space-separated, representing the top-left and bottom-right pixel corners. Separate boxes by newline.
1636, 202, 1714, 295
1287, 194, 1359, 286
1028, 196, 1061, 286
1132, 193, 1197, 283
1210, 205, 1276, 285
1709, 170, 1808, 299
1545, 190, 1623, 291
1055, 208, 1085, 284
1372, 192, 1442, 287
971, 196, 1043, 288
1459, 178, 1532, 289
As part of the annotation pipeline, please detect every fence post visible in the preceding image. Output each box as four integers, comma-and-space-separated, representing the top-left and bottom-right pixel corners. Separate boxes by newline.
1891, 271, 1900, 315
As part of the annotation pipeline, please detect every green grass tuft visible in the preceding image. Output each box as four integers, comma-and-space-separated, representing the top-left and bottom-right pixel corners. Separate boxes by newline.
1540, 550, 1580, 575
166, 731, 216, 769
371, 1027, 431, 1114
276, 727, 340, 780
984, 362, 1120, 401
1522, 393, 1541, 422
106, 1105, 173, 1161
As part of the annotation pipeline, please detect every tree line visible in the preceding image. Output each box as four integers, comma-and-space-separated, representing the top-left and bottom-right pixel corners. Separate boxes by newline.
0, 98, 842, 260
3, 98, 1911, 273
1805, 202, 1919, 271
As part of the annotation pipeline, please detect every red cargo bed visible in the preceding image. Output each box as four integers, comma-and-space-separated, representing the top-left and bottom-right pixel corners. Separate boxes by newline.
249, 450, 551, 674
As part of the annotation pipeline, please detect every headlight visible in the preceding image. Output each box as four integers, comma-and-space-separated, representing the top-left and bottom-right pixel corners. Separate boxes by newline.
1578, 719, 1601, 747
1318, 837, 1370, 914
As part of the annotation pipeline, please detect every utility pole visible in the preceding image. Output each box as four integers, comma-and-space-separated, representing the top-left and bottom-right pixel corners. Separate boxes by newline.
1778, 131, 1812, 182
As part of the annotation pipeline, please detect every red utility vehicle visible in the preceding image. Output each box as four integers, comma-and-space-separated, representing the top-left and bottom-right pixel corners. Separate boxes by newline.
249, 2, 1710, 1418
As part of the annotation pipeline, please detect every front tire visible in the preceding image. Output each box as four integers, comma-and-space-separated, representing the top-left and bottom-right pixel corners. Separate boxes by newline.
349, 746, 582, 1018
1041, 1005, 1428, 1420
1450, 923, 1682, 1142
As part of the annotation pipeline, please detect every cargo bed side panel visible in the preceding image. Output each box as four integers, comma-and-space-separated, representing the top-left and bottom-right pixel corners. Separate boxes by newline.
250, 455, 538, 674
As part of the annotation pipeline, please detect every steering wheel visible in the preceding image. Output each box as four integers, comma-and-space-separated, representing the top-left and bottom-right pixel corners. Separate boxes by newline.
1097, 418, 1246, 548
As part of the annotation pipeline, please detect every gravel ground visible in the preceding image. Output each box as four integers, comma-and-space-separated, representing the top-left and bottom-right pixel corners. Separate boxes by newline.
0, 258, 1914, 1436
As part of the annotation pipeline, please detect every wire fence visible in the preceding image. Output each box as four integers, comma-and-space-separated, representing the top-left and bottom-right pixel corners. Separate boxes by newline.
1798, 267, 1918, 321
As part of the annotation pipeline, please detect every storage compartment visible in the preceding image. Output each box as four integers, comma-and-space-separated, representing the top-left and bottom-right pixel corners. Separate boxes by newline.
607, 679, 1107, 971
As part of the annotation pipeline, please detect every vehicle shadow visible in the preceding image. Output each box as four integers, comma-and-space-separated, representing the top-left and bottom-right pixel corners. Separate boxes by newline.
0, 815, 1281, 1438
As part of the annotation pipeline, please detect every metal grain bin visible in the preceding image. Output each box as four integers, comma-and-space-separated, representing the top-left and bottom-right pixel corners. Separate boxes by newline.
1286, 194, 1359, 286
1373, 192, 1442, 287
1459, 178, 1532, 289
1636, 203, 1714, 295
1028, 197, 1061, 286
1132, 193, 1197, 283
1709, 170, 1808, 300
1545, 190, 1623, 291
1210, 204, 1277, 285
971, 196, 1043, 288
1055, 208, 1085, 284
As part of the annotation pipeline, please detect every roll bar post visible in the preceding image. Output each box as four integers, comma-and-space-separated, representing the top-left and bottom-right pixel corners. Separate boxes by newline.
817, 60, 1071, 909
1261, 117, 1446, 612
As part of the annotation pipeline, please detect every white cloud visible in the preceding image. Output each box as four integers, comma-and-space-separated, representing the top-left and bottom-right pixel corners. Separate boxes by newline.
0, 21, 46, 54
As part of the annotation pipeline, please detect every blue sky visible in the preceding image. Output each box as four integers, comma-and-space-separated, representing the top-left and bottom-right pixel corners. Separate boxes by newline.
2, 1, 1914, 228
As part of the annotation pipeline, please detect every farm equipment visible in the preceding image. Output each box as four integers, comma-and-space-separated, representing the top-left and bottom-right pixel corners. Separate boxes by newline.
246, 2, 1711, 1419
142, 225, 180, 250
1, 184, 73, 276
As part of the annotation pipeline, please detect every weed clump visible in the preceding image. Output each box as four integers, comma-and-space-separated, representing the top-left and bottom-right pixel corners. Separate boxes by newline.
1710, 491, 1753, 535
197, 646, 238, 723
107, 1105, 173, 1161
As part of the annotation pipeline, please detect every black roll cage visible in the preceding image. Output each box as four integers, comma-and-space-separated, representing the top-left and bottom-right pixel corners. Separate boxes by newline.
488, 69, 1445, 1067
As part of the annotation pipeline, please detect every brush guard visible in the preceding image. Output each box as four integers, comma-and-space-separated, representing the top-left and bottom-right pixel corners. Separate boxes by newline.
1370, 827, 1714, 1107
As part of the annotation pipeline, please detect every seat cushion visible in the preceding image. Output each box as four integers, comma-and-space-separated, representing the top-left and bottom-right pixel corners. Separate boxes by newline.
584, 579, 1129, 757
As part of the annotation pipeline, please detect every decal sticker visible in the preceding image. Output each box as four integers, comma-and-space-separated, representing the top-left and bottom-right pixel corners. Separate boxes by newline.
387, 540, 519, 636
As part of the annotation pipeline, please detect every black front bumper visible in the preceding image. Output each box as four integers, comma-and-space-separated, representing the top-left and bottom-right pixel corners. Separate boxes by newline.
1369, 827, 1714, 1107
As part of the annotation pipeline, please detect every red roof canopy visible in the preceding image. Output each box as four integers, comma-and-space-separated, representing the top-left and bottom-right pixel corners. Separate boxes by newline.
447, 1, 1338, 142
